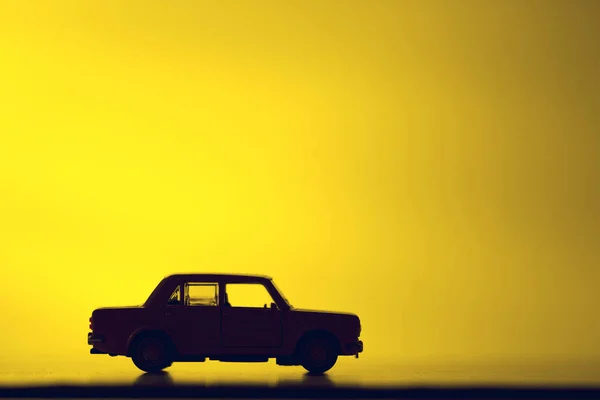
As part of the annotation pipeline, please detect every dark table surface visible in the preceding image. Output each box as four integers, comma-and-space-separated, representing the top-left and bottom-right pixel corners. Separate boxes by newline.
1, 356, 599, 399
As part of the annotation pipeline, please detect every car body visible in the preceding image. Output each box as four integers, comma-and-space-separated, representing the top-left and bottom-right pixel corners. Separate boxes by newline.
88, 273, 363, 374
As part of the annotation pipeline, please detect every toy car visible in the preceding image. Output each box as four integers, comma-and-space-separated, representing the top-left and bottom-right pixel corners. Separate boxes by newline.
88, 273, 363, 374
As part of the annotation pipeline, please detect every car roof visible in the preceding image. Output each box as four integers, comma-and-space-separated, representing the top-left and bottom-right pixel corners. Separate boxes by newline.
163, 273, 273, 282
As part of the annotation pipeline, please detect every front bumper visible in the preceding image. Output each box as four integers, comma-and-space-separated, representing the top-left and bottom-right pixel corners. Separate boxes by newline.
346, 340, 363, 358
88, 332, 104, 345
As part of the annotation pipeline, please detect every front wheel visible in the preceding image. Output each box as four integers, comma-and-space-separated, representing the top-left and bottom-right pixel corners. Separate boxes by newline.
300, 336, 338, 374
131, 336, 172, 373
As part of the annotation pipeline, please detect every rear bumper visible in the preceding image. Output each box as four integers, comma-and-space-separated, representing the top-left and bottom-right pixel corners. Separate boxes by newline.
346, 340, 363, 357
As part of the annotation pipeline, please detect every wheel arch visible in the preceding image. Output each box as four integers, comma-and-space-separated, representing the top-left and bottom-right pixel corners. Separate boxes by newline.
294, 329, 342, 356
126, 328, 178, 357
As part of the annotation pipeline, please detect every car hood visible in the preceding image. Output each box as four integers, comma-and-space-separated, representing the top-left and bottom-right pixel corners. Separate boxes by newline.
290, 308, 358, 317
96, 305, 143, 310
92, 305, 143, 314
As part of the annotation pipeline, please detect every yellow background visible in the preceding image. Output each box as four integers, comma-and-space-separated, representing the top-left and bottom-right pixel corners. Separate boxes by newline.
0, 0, 598, 368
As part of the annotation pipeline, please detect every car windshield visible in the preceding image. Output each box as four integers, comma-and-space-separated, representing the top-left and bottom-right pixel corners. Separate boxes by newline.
270, 279, 293, 309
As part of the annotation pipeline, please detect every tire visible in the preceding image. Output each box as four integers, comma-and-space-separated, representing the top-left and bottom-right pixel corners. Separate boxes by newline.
300, 335, 338, 374
131, 335, 173, 373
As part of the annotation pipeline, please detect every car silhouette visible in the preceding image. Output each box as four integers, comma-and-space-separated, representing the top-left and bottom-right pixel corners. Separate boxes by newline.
88, 273, 363, 374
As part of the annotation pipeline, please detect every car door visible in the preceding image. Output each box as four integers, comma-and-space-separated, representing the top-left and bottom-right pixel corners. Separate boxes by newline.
163, 282, 221, 355
221, 282, 282, 348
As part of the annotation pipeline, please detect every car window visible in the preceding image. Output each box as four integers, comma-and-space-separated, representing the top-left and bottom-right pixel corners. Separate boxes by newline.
225, 283, 274, 309
166, 285, 181, 306
185, 282, 218, 306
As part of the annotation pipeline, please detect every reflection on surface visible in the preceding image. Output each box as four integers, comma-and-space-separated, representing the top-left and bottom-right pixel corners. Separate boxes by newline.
277, 372, 335, 388
301, 372, 335, 387
134, 372, 174, 387
133, 368, 334, 388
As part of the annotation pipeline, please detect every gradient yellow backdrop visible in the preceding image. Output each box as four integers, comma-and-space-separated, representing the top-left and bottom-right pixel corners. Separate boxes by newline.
0, 0, 598, 368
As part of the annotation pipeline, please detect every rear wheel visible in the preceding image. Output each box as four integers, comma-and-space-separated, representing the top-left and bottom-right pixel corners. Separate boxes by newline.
300, 335, 338, 374
131, 336, 172, 373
